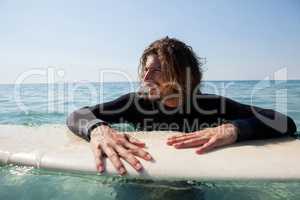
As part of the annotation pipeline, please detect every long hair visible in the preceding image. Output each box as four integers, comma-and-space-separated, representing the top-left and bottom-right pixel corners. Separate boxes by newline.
138, 36, 203, 102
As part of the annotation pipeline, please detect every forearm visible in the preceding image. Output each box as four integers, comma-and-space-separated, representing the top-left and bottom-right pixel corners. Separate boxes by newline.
66, 93, 137, 141
231, 110, 297, 142
222, 97, 297, 142
66, 106, 109, 141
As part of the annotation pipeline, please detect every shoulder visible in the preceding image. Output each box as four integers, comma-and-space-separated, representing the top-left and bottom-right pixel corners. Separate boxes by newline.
111, 92, 153, 106
193, 93, 227, 102
192, 93, 240, 109
194, 93, 238, 102
115, 92, 137, 101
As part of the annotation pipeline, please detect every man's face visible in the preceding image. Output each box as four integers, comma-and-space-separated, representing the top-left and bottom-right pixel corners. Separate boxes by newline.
141, 54, 163, 99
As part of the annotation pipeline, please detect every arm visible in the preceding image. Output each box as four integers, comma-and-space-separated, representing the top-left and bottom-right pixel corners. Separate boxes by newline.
167, 95, 297, 154
223, 97, 297, 142
66, 92, 152, 175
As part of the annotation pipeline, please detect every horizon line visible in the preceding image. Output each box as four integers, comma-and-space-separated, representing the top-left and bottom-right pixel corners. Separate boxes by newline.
0, 79, 299, 85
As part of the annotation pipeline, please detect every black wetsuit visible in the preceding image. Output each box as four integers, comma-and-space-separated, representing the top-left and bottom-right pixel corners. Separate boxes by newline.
66, 92, 297, 142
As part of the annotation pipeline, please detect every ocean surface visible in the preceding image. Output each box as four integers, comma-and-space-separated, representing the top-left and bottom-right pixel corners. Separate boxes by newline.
0, 80, 299, 200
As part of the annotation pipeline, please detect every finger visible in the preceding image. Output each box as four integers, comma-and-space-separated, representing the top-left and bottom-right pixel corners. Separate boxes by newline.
125, 133, 145, 147
102, 144, 126, 175
124, 142, 153, 161
94, 148, 104, 173
114, 145, 143, 171
167, 133, 192, 140
167, 132, 200, 142
90, 143, 104, 173
196, 137, 217, 154
173, 138, 208, 149
167, 133, 199, 145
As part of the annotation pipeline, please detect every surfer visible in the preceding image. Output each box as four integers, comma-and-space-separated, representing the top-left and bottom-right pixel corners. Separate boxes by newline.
66, 37, 297, 175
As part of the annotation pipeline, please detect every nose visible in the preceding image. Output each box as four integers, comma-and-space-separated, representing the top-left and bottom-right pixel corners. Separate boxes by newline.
143, 69, 153, 82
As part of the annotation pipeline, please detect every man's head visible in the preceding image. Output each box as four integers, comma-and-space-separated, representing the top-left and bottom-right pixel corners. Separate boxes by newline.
138, 36, 203, 103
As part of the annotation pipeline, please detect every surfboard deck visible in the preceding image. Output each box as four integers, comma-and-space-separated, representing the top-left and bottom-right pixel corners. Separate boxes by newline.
0, 125, 299, 181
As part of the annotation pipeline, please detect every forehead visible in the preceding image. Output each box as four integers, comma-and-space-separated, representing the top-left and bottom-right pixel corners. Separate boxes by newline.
145, 54, 161, 68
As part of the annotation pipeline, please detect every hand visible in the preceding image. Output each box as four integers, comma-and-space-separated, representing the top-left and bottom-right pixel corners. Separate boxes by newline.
166, 123, 238, 154
90, 125, 153, 175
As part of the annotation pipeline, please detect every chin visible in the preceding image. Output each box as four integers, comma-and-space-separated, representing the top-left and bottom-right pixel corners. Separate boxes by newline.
147, 93, 160, 100
137, 92, 160, 100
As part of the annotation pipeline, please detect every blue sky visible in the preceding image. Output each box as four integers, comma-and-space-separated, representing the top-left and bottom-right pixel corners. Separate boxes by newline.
0, 0, 299, 83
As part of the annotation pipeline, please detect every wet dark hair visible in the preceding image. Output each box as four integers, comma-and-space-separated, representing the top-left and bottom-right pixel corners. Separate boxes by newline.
138, 36, 203, 102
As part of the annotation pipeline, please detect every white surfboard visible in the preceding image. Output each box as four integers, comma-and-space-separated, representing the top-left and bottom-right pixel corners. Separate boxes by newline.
0, 124, 299, 181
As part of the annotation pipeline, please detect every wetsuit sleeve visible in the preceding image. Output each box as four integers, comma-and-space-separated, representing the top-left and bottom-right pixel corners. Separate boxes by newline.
66, 92, 137, 141
223, 97, 297, 142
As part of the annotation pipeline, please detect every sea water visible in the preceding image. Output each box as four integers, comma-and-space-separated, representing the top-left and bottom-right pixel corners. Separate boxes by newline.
0, 81, 299, 200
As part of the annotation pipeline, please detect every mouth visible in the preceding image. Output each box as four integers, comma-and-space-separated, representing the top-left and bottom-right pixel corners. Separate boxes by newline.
143, 81, 158, 87
138, 81, 161, 98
